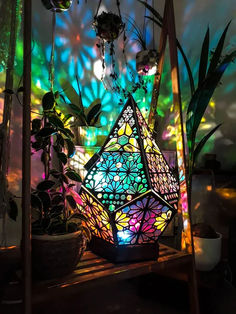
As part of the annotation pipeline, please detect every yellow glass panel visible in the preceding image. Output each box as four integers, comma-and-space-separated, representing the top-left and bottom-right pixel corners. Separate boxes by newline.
147, 138, 153, 148
118, 124, 125, 136
105, 144, 121, 151
105, 138, 117, 148
129, 137, 138, 148
124, 144, 136, 152
125, 123, 132, 136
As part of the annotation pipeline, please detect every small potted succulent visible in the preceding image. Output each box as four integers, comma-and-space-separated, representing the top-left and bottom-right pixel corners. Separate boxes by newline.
31, 90, 91, 279
127, 17, 159, 76
192, 223, 222, 271
60, 78, 102, 147
41, 0, 73, 12
93, 11, 125, 43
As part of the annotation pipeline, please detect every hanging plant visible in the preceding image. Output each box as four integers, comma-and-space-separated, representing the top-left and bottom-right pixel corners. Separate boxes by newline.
41, 0, 73, 12
93, 11, 125, 43
136, 49, 159, 76
93, 0, 125, 85
127, 9, 159, 76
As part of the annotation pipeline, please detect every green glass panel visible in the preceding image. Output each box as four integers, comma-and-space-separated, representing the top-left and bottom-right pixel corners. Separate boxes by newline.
109, 204, 115, 211
118, 135, 129, 145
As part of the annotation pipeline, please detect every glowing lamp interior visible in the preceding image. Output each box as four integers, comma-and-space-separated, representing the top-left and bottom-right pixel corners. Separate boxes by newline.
79, 96, 179, 262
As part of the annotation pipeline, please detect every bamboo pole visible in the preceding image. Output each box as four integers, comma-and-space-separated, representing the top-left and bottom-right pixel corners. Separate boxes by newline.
165, 1, 199, 313
22, 0, 32, 313
0, 0, 18, 246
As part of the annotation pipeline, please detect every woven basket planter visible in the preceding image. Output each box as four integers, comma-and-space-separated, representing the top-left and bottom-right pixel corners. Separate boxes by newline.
32, 231, 86, 280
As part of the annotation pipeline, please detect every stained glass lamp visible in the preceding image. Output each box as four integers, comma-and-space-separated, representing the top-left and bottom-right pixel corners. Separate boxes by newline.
79, 96, 179, 262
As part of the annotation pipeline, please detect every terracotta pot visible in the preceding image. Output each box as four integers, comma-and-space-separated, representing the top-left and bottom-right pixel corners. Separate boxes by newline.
136, 49, 159, 76
41, 0, 72, 12
193, 232, 222, 271
32, 231, 86, 279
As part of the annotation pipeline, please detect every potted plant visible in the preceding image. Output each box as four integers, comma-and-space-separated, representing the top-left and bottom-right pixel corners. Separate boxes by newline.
60, 78, 102, 147
184, 23, 236, 269
139, 1, 236, 268
41, 0, 73, 12
31, 90, 91, 279
192, 223, 222, 271
127, 16, 159, 76
93, 11, 125, 43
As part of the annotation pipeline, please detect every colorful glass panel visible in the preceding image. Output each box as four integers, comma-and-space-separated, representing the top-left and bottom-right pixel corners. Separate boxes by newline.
80, 97, 179, 247
79, 187, 114, 243
135, 106, 179, 207
115, 192, 174, 245
84, 152, 148, 211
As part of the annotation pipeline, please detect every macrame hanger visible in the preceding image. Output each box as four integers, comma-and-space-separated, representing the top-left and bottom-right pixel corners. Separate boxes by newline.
49, 10, 56, 91
152, 0, 155, 49
143, 0, 147, 48
94, 0, 122, 19
116, 0, 122, 19
94, 0, 102, 19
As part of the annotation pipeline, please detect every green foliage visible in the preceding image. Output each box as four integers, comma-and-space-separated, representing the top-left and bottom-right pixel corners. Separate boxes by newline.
31, 91, 89, 238
60, 78, 102, 127
138, 0, 195, 95
186, 24, 236, 167
125, 15, 147, 50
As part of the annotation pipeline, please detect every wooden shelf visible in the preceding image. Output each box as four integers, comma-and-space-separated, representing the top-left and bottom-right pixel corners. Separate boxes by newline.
32, 243, 191, 305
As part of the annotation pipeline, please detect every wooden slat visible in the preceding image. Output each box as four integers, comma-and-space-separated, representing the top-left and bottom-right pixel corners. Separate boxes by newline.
32, 243, 191, 305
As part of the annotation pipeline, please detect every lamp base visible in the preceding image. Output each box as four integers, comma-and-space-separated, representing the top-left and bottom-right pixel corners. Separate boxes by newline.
89, 237, 159, 263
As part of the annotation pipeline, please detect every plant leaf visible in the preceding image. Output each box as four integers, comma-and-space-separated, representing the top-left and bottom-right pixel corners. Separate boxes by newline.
65, 138, 75, 158
51, 194, 64, 206
60, 78, 83, 111
87, 102, 102, 126
32, 118, 42, 132
42, 91, 55, 111
31, 193, 43, 211
138, 0, 163, 24
66, 195, 77, 209
61, 173, 69, 184
56, 133, 64, 147
198, 27, 209, 87
63, 114, 73, 123
145, 16, 195, 95
207, 21, 231, 75
36, 127, 55, 138
186, 50, 236, 147
60, 127, 74, 139
38, 191, 51, 211
58, 152, 67, 165
37, 180, 55, 191
48, 114, 64, 129
68, 213, 88, 222
65, 171, 82, 182
193, 124, 222, 164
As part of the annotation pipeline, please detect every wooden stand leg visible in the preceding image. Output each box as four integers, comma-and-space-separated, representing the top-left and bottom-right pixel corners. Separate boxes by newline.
187, 259, 200, 314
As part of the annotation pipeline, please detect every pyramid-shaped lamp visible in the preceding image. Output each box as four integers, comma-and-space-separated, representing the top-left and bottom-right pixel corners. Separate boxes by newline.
79, 97, 179, 262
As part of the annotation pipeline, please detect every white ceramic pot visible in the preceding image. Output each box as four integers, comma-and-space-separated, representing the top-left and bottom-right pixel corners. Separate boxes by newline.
193, 232, 222, 271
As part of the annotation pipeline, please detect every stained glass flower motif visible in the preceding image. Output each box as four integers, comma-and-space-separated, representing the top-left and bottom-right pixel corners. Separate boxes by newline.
80, 96, 179, 252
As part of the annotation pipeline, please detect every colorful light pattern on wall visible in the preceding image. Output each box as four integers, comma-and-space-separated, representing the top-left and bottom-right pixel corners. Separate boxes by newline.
79, 96, 179, 261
